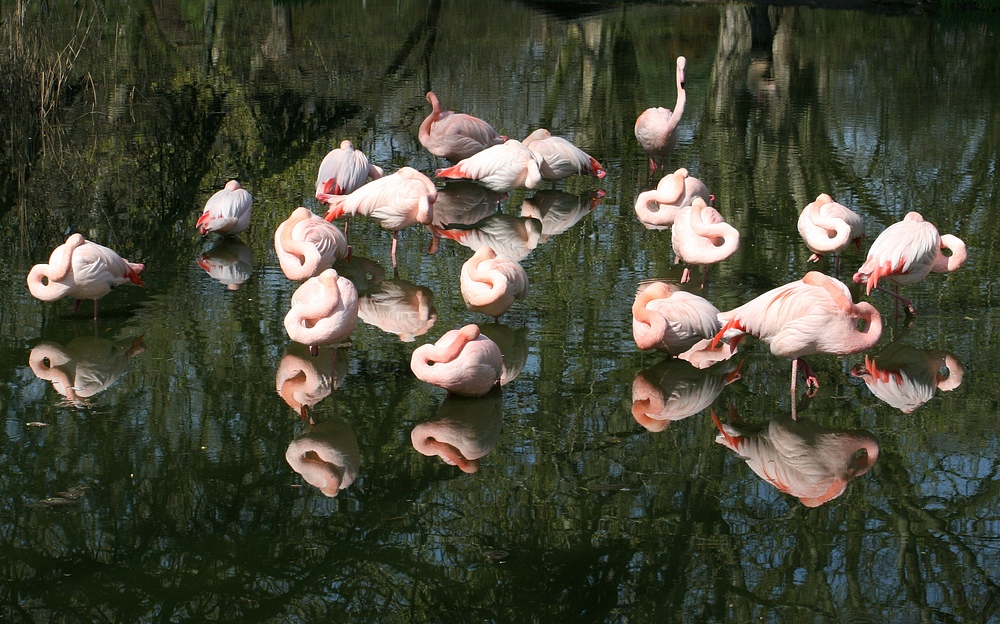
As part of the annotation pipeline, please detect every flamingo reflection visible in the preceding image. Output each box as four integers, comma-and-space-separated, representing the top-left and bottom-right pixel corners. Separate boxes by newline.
357, 277, 437, 342
851, 342, 964, 413
197, 238, 252, 290
411, 387, 503, 473
286, 416, 360, 497
433, 213, 542, 262
632, 357, 742, 432
478, 323, 529, 386
520, 189, 605, 243
276, 344, 348, 420
28, 335, 145, 407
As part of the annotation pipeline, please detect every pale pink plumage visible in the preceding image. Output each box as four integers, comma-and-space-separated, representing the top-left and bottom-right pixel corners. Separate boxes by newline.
315, 140, 383, 203
633, 167, 710, 230
409, 324, 503, 397
671, 197, 739, 285
797, 193, 863, 263
196, 180, 253, 236
435, 139, 544, 193
635, 56, 687, 172
712, 271, 882, 391
27, 233, 144, 318
460, 246, 529, 320
28, 335, 145, 407
419, 91, 505, 162
275, 207, 349, 281
632, 281, 721, 355
276, 344, 347, 419
852, 211, 967, 315
283, 269, 359, 352
522, 128, 606, 181
520, 189, 605, 242
713, 408, 880, 508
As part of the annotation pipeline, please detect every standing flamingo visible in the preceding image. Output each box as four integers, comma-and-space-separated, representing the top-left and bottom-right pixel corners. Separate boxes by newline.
632, 281, 721, 355
323, 167, 437, 268
521, 129, 606, 181
410, 325, 503, 397
797, 193, 863, 271
671, 197, 740, 286
27, 233, 144, 319
196, 180, 253, 237
460, 246, 529, 321
315, 140, 383, 202
283, 269, 359, 356
635, 56, 687, 172
275, 207, 349, 281
435, 139, 544, 193
711, 271, 882, 393
852, 212, 967, 315
633, 167, 710, 230
418, 91, 505, 162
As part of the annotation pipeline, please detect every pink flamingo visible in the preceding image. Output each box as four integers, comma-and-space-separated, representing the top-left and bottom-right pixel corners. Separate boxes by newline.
27, 233, 144, 319
851, 343, 963, 414
285, 418, 360, 497
275, 207, 349, 281
632, 281, 721, 355
460, 246, 529, 321
418, 91, 505, 162
315, 140, 383, 202
671, 197, 740, 286
635, 56, 687, 172
852, 212, 967, 315
409, 325, 503, 397
521, 128, 606, 181
712, 406, 880, 508
435, 139, 544, 193
797, 193, 863, 271
323, 167, 437, 268
196, 180, 253, 236
633, 167, 710, 230
410, 389, 503, 473
283, 269, 359, 356
711, 271, 882, 394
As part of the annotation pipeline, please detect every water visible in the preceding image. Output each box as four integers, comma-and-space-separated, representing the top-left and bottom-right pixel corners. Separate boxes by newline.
2, 1, 1000, 622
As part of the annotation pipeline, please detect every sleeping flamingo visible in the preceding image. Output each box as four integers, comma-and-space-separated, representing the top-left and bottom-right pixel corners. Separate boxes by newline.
713, 406, 880, 508
409, 324, 503, 397
323, 167, 437, 268
635, 56, 687, 172
435, 139, 544, 193
196, 180, 253, 237
633, 167, 710, 230
283, 269, 359, 356
521, 128, 606, 181
410, 388, 503, 473
419, 91, 505, 162
27, 233, 144, 319
460, 246, 529, 321
852, 212, 967, 315
671, 197, 740, 286
315, 140, 383, 202
797, 193, 863, 271
275, 207, 349, 281
711, 271, 882, 394
632, 281, 721, 355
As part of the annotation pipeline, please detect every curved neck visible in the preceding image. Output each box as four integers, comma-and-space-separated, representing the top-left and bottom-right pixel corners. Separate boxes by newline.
423, 325, 480, 365
802, 203, 852, 253
932, 234, 967, 273
419, 92, 443, 142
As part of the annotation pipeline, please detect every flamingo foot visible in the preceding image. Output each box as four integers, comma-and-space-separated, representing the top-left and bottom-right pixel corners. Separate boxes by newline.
796, 358, 819, 389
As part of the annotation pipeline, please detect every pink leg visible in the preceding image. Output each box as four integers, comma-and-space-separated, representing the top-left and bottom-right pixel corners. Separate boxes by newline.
390, 232, 399, 268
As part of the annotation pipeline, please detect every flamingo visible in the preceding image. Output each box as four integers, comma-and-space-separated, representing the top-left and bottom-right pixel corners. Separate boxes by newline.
283, 269, 359, 356
315, 139, 383, 203
357, 277, 437, 343
635, 56, 687, 172
521, 128, 606, 181
27, 233, 144, 319
852, 212, 967, 315
323, 167, 437, 269
285, 418, 360, 497
418, 91, 505, 162
797, 193, 863, 271
460, 246, 529, 321
197, 238, 253, 291
712, 406, 880, 508
671, 197, 740, 286
409, 324, 503, 397
275, 207, 349, 281
633, 167, 710, 230
196, 180, 253, 236
631, 357, 742, 432
850, 342, 964, 414
711, 271, 882, 394
410, 388, 503, 473
435, 139, 544, 193
631, 281, 721, 355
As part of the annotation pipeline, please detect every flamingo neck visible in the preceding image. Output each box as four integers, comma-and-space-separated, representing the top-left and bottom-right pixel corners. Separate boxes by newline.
932, 234, 967, 273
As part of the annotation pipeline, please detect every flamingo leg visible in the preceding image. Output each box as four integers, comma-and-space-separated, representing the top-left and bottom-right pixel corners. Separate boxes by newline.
390, 232, 399, 269
875, 285, 916, 316
343, 216, 350, 242
330, 346, 338, 381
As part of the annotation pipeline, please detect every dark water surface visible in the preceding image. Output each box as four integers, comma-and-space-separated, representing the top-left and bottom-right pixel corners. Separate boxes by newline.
2, 1, 1000, 622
